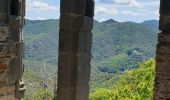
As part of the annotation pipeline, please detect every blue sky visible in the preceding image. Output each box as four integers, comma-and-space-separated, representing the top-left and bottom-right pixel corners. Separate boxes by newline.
26, 0, 160, 22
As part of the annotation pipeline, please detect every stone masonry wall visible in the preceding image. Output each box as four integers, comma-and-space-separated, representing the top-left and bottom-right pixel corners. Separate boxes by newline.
0, 0, 26, 100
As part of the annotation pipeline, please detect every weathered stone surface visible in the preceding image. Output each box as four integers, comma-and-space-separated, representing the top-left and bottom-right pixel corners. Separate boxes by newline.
159, 14, 170, 31
0, 64, 6, 71
60, 0, 86, 15
0, 1, 9, 25
60, 15, 93, 30
59, 30, 92, 52
158, 32, 170, 43
85, 0, 95, 17
57, 88, 77, 100
0, 27, 9, 41
76, 85, 90, 100
154, 32, 170, 99
85, 32, 93, 52
0, 95, 15, 100
148, 1, 170, 99
159, 0, 170, 31
160, 0, 170, 15
57, 0, 93, 99
0, 0, 25, 100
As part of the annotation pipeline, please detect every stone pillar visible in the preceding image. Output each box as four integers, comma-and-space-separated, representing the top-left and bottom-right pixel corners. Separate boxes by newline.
154, 0, 170, 99
57, 0, 94, 100
0, 0, 26, 99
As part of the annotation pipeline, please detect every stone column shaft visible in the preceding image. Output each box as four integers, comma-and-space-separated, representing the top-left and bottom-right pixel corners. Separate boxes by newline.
57, 0, 94, 100
154, 0, 170, 99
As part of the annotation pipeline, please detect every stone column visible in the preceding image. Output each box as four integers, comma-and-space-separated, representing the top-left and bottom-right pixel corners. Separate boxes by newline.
0, 0, 25, 99
57, 0, 94, 100
154, 0, 170, 99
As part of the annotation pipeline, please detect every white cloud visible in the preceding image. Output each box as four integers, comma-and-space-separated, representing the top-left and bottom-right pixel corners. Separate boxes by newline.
95, 6, 119, 15
27, 1, 58, 11
140, 9, 159, 15
153, 10, 159, 15
142, 1, 160, 7
99, 0, 142, 8
36, 17, 45, 20
121, 10, 144, 16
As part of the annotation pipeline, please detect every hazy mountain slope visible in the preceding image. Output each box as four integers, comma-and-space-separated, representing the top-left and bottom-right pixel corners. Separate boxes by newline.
23, 19, 158, 99
92, 20, 158, 73
24, 19, 59, 64
142, 20, 159, 27
24, 19, 158, 73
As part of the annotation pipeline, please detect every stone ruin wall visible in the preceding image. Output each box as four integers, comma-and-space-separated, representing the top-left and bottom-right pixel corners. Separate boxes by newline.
0, 0, 26, 100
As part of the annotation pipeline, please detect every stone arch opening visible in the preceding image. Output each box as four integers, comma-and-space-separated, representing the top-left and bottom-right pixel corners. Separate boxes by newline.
1, 0, 170, 100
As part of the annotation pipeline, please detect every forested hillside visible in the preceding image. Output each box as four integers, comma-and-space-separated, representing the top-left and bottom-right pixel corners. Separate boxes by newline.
23, 19, 158, 99
90, 59, 155, 100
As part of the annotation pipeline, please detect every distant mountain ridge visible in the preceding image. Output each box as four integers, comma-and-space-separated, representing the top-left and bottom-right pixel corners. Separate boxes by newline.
142, 20, 159, 27
24, 19, 158, 73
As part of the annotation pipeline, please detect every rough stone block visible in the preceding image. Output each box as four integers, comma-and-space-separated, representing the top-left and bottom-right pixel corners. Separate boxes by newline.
8, 42, 24, 83
0, 1, 9, 25
0, 42, 17, 56
85, 0, 95, 17
76, 64, 85, 85
8, 58, 19, 83
85, 32, 93, 52
159, 14, 170, 31
0, 87, 6, 95
16, 42, 24, 78
57, 88, 76, 100
18, 0, 22, 16
5, 86, 15, 95
9, 28, 21, 42
59, 30, 79, 52
77, 52, 91, 64
57, 68, 77, 89
158, 32, 170, 43
9, 16, 22, 28
0, 64, 6, 71
0, 27, 9, 41
0, 1, 8, 14
0, 95, 15, 100
0, 43, 9, 57
76, 85, 90, 100
58, 52, 78, 66
84, 64, 91, 84
60, 0, 86, 15
156, 43, 170, 54
0, 70, 7, 83
0, 14, 8, 25
76, 64, 91, 85
82, 17, 93, 30
59, 30, 93, 52
60, 30, 91, 52
60, 15, 93, 30
155, 36, 170, 99
160, 0, 170, 15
